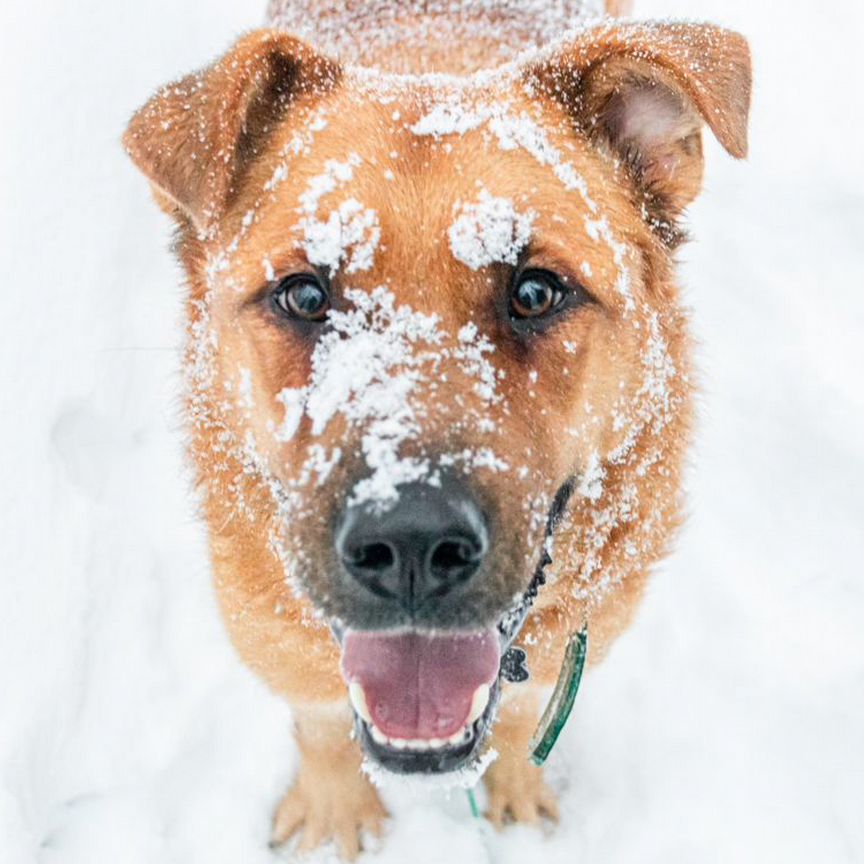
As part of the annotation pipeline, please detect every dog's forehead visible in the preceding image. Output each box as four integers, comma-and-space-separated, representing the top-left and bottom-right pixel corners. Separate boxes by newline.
258, 85, 620, 214
230, 82, 640, 312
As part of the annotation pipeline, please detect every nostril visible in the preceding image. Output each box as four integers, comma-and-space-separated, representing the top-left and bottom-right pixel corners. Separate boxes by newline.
429, 538, 481, 579
347, 542, 395, 573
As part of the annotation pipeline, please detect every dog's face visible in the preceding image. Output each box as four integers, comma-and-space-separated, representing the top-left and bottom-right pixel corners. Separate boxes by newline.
126, 24, 749, 774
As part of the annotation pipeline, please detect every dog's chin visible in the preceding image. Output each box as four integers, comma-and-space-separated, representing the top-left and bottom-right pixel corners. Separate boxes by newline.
354, 679, 500, 775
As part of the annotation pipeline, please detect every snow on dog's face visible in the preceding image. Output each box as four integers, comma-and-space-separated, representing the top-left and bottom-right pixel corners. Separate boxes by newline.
125, 24, 749, 773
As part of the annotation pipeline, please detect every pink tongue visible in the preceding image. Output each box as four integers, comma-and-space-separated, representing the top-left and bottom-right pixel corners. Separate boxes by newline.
341, 630, 500, 740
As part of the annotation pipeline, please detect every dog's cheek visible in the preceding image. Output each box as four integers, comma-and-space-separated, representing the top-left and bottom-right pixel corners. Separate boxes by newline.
549, 303, 648, 467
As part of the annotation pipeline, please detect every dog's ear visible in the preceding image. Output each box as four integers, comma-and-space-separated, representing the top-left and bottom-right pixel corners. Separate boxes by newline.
525, 22, 751, 218
123, 30, 340, 234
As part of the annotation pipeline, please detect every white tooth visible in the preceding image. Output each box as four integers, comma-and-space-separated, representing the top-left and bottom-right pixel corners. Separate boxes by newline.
349, 683, 372, 723
390, 738, 407, 750
409, 739, 428, 751
447, 728, 467, 745
428, 738, 445, 748
466, 684, 491, 725
370, 724, 388, 745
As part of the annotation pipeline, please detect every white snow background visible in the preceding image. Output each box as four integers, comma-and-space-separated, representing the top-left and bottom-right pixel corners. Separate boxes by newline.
2, 0, 863, 861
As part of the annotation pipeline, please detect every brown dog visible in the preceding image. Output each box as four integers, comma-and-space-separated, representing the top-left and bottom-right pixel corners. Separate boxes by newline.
124, 0, 750, 857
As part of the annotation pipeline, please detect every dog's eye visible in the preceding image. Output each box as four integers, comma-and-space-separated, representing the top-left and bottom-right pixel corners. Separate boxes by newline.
510, 270, 566, 319
273, 274, 330, 322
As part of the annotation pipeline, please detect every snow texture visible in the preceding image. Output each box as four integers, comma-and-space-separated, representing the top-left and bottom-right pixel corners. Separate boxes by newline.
271, 287, 507, 512
2, 0, 864, 862
278, 286, 446, 509
449, 189, 536, 270
267, 0, 605, 68
298, 156, 382, 274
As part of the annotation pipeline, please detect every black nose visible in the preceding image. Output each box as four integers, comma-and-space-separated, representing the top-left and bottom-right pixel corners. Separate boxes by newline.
336, 481, 488, 614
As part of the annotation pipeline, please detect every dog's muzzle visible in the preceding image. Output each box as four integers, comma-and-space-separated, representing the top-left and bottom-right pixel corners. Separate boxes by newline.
331, 478, 575, 775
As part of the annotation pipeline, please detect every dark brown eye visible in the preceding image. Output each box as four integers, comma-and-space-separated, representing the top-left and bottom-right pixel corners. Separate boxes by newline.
510, 270, 565, 319
273, 274, 330, 321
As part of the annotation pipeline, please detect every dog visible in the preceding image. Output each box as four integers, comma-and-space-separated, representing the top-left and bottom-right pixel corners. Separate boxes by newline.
124, 0, 750, 857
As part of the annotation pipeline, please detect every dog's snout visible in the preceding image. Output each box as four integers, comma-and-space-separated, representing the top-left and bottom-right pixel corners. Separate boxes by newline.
336, 481, 488, 614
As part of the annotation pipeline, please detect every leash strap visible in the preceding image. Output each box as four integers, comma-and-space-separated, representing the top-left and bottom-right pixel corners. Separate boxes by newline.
465, 788, 481, 819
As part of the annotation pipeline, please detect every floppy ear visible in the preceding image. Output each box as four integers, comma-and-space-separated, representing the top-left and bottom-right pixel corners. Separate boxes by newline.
123, 30, 340, 234
526, 22, 751, 221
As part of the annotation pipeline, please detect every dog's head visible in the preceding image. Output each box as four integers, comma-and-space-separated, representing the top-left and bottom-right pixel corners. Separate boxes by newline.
125, 21, 750, 774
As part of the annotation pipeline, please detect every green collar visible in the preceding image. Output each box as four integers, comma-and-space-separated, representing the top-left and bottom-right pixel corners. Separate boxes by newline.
529, 626, 589, 766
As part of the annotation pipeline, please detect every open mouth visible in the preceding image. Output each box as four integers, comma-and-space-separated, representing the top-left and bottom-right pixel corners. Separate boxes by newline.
341, 629, 502, 774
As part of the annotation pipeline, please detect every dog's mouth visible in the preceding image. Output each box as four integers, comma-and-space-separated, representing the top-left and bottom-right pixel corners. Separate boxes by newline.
340, 629, 501, 774
336, 569, 550, 775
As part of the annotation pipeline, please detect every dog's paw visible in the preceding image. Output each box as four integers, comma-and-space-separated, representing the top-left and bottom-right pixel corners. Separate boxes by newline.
270, 769, 387, 860
484, 760, 559, 828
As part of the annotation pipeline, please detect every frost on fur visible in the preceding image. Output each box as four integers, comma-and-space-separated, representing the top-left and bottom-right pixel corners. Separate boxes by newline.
449, 189, 535, 270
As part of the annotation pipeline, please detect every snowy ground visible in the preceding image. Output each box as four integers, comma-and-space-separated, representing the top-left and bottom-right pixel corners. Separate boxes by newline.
2, 0, 863, 861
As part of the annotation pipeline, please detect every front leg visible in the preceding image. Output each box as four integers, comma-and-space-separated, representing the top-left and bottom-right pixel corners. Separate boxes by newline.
484, 685, 560, 826
271, 703, 388, 860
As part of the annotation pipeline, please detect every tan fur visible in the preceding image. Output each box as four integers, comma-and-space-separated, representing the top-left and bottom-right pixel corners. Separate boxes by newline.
124, 5, 750, 858
606, 0, 634, 15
